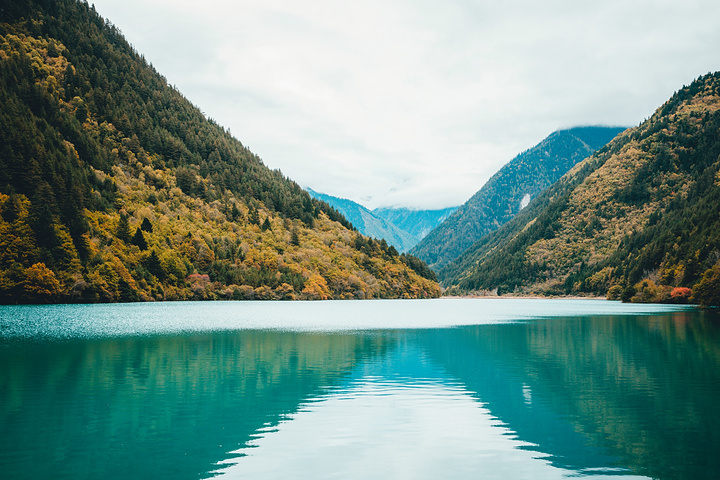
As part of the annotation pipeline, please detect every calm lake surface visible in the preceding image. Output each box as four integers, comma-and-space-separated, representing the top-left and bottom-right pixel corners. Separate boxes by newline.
1, 299, 718, 479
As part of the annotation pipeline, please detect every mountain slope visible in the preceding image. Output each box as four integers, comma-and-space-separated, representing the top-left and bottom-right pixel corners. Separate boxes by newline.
411, 126, 626, 271
441, 73, 720, 306
0, 0, 440, 302
306, 189, 417, 252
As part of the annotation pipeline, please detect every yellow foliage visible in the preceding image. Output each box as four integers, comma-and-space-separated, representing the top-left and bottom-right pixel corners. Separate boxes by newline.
22, 263, 62, 300
302, 274, 331, 300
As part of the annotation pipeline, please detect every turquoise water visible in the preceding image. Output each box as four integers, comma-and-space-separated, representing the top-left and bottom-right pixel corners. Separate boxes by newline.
0, 299, 718, 479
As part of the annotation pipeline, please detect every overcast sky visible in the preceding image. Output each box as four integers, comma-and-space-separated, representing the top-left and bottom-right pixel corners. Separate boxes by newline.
91, 0, 720, 210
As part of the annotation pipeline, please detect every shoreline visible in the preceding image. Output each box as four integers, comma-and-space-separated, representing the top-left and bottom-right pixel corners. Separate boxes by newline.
442, 294, 607, 300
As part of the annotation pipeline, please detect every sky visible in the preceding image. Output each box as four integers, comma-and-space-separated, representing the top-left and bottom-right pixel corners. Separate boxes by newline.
90, 0, 720, 210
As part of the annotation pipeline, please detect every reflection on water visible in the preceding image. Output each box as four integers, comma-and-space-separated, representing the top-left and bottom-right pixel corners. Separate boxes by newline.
221, 343, 650, 480
0, 301, 719, 479
0, 331, 388, 479
419, 313, 720, 480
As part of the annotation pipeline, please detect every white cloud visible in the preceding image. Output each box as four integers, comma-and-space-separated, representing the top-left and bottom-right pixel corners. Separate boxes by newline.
93, 0, 720, 209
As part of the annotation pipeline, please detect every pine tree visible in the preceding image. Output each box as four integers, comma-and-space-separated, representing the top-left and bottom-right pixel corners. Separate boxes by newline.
131, 227, 148, 250
248, 207, 260, 225
117, 213, 131, 242
143, 249, 164, 279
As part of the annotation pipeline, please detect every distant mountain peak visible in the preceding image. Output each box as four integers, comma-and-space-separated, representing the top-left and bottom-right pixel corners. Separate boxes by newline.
306, 189, 458, 252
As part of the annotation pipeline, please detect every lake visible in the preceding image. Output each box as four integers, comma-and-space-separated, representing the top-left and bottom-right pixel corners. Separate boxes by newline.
1, 299, 718, 479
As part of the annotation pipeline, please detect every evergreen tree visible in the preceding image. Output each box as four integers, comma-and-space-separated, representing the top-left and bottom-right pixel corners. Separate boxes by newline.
248, 207, 260, 225
142, 249, 164, 280
131, 228, 148, 250
117, 213, 131, 242
290, 229, 300, 246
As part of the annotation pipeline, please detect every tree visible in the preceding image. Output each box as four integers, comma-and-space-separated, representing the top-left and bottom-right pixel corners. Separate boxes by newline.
248, 207, 260, 225
142, 249, 164, 280
131, 227, 148, 250
117, 213, 131, 242
21, 263, 61, 302
692, 266, 720, 307
72, 96, 88, 123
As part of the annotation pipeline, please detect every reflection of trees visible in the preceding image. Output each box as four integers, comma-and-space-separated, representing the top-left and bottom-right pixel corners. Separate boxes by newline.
419, 312, 720, 480
0, 331, 390, 479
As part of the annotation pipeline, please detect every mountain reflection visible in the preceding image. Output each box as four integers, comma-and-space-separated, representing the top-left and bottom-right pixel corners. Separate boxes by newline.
0, 331, 390, 479
418, 313, 720, 480
2, 309, 719, 480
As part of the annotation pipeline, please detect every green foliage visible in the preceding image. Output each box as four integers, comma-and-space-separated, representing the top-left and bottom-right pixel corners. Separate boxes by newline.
400, 253, 438, 282
248, 207, 260, 225
142, 249, 164, 280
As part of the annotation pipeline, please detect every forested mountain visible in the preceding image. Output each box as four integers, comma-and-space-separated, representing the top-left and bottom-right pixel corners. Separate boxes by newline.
411, 126, 626, 271
307, 189, 456, 253
441, 73, 720, 306
0, 0, 440, 303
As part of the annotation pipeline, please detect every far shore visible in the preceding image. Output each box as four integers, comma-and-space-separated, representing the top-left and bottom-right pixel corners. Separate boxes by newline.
442, 294, 607, 300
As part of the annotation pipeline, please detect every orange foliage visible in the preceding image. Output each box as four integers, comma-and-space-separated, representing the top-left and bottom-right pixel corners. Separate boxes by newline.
671, 287, 692, 301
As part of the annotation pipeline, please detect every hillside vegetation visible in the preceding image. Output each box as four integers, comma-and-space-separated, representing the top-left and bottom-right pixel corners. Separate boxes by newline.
441, 73, 720, 306
0, 0, 440, 303
412, 126, 625, 271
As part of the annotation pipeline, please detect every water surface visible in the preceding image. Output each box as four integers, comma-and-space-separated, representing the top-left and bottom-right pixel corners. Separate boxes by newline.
1, 299, 718, 479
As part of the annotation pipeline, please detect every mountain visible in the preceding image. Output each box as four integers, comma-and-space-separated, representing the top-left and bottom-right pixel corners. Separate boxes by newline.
0, 0, 440, 303
411, 126, 627, 271
306, 189, 457, 252
306, 189, 417, 252
372, 206, 457, 242
441, 73, 720, 307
